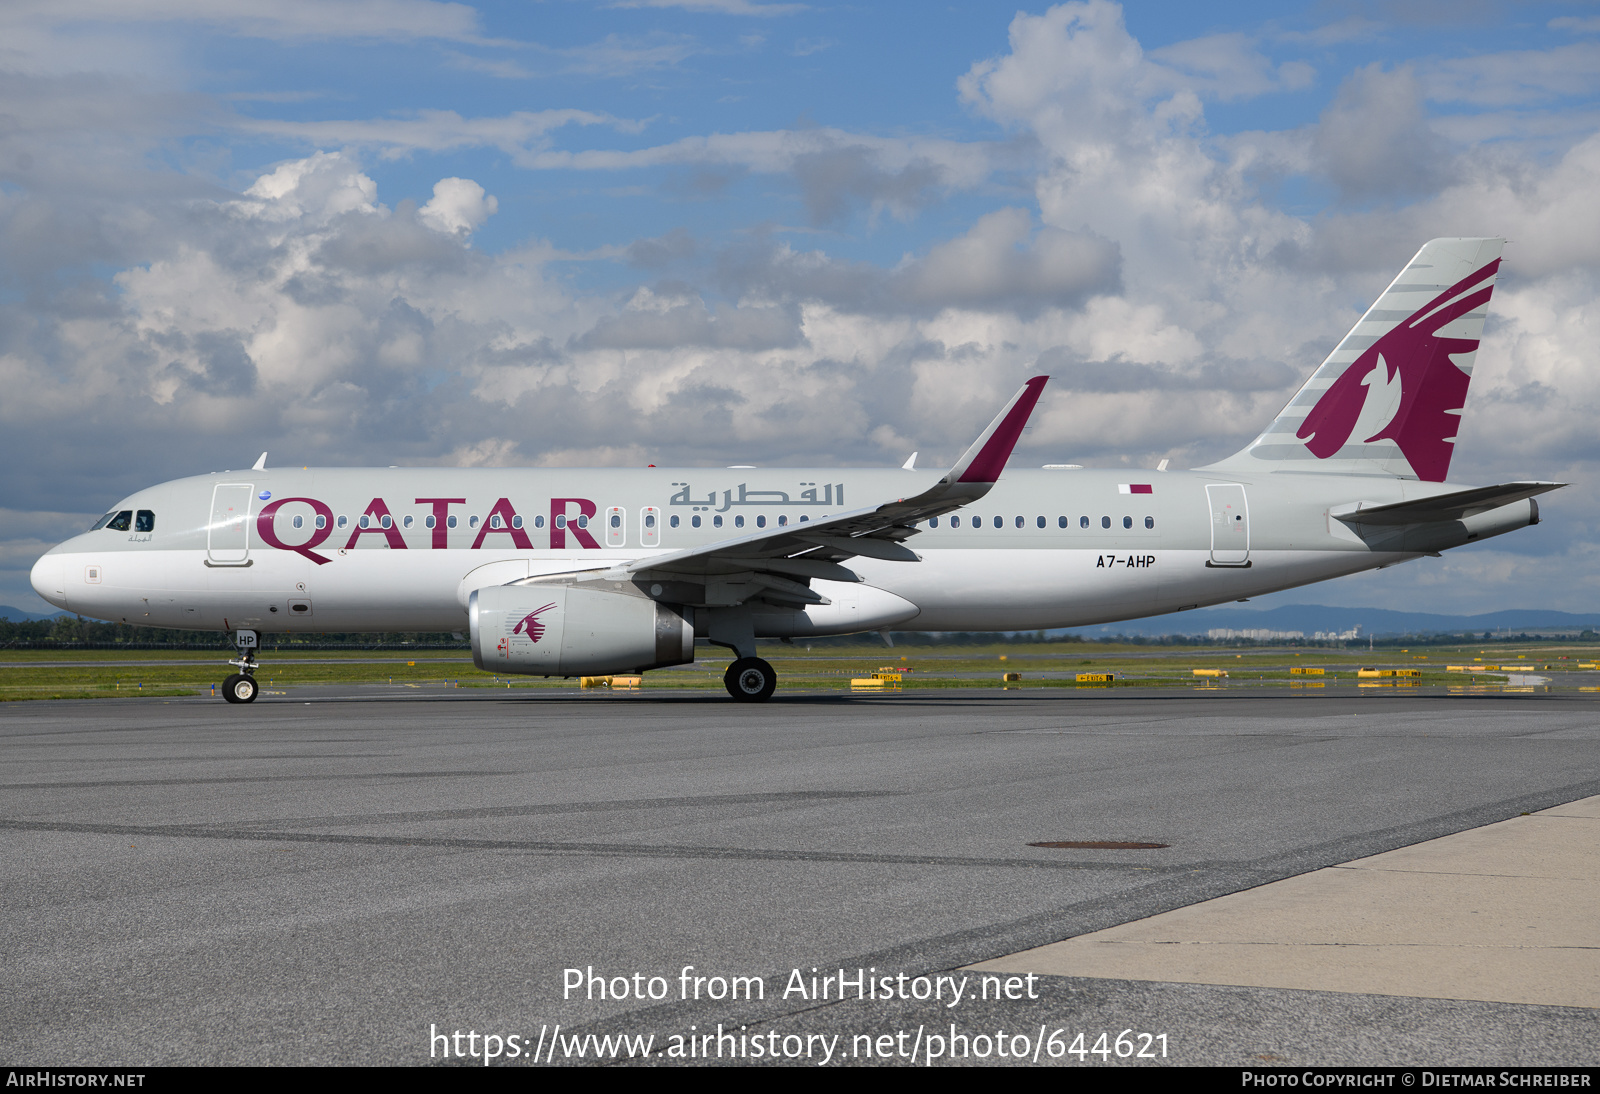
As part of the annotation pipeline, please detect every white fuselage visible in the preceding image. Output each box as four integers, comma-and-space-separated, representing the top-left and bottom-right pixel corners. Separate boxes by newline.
31, 466, 1537, 637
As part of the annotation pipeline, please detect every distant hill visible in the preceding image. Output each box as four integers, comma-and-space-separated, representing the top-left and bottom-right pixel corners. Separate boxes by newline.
1066, 605, 1600, 638
0, 605, 70, 623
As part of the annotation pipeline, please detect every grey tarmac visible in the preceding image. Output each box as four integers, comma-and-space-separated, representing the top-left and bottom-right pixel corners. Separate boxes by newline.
2, 688, 1597, 1067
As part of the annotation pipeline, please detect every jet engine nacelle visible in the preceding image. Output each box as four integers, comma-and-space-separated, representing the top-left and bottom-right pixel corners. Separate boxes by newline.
469, 585, 694, 676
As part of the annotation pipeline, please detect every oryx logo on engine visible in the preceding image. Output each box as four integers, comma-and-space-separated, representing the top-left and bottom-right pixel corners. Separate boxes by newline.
511, 603, 558, 645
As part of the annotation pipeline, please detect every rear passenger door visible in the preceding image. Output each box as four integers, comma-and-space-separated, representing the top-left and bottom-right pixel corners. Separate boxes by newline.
1205, 483, 1250, 566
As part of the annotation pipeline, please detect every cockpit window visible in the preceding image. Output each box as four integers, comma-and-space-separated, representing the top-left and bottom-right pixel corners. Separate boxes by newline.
90, 512, 116, 531
135, 510, 155, 532
105, 510, 133, 531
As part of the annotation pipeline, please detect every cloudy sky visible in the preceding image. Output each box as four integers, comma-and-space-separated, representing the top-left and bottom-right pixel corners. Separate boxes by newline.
4, 0, 1600, 617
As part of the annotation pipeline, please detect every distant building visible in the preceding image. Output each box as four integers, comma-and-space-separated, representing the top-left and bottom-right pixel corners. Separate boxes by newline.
1207, 628, 1305, 640
1205, 625, 1363, 641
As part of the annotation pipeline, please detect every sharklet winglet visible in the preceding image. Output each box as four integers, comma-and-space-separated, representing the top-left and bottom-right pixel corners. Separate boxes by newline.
947, 376, 1049, 485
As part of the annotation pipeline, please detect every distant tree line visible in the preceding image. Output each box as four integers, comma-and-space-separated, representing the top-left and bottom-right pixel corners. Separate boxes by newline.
0, 616, 468, 650
5, 615, 1594, 651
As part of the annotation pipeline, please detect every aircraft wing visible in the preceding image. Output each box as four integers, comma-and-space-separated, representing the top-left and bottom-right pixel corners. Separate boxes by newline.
1332, 481, 1565, 526
614, 376, 1048, 605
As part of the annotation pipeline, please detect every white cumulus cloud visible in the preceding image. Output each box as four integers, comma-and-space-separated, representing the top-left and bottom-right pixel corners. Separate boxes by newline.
418, 177, 498, 235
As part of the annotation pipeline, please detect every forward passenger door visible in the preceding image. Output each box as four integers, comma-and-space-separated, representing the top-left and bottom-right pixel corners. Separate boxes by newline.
207, 484, 254, 565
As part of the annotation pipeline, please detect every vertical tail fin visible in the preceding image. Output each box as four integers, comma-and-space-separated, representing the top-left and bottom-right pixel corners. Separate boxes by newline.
1210, 237, 1505, 482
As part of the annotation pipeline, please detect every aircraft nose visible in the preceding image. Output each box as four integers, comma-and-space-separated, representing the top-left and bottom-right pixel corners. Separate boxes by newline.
30, 553, 67, 610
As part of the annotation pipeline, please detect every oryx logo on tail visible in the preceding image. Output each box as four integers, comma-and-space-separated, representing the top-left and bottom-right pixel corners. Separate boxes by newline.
512, 602, 558, 644
1297, 258, 1500, 482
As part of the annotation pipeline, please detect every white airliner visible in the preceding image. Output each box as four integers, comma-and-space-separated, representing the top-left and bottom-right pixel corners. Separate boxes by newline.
31, 238, 1561, 702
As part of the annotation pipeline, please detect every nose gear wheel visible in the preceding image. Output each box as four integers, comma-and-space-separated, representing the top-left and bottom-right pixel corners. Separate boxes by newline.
222, 673, 258, 704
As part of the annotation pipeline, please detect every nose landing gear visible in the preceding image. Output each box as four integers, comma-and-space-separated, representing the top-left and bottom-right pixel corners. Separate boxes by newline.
221, 629, 261, 704
222, 668, 258, 704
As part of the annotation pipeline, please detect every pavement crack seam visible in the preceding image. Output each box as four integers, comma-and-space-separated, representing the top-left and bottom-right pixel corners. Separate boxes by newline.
0, 772, 497, 789
209, 790, 901, 830
0, 818, 1183, 872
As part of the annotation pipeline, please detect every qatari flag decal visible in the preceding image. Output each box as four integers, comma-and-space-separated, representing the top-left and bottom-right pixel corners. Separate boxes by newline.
1118, 484, 1153, 494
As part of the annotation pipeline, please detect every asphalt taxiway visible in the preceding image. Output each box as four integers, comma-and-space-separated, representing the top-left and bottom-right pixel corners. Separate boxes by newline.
2, 688, 1597, 1066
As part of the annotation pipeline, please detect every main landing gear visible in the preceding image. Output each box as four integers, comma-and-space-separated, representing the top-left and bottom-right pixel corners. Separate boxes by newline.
724, 657, 777, 702
222, 629, 260, 704
706, 611, 777, 702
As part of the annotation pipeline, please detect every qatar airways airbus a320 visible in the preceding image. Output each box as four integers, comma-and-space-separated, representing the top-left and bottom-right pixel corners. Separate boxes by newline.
31, 238, 1560, 702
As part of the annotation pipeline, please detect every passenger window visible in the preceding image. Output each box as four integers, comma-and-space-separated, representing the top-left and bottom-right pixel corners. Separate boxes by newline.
993, 516, 1003, 529
381, 515, 393, 529
1058, 516, 1067, 529
470, 515, 480, 528
799, 515, 809, 522
1123, 516, 1132, 529
646, 514, 657, 529
951, 515, 961, 528
576, 515, 588, 529
512, 515, 523, 530
734, 515, 744, 528
756, 515, 765, 528
534, 515, 545, 528
1035, 516, 1044, 529
691, 515, 702, 528
1080, 516, 1089, 529
610, 514, 621, 529
403, 515, 413, 529
1101, 516, 1111, 529
136, 510, 155, 532
670, 515, 681, 528
929, 517, 939, 528
293, 515, 304, 530
1014, 515, 1023, 528
713, 515, 723, 528
425, 515, 436, 529
490, 514, 503, 529
779, 515, 788, 526
316, 515, 327, 529
337, 516, 348, 529
359, 515, 370, 529
447, 515, 457, 529
555, 515, 566, 529
107, 510, 133, 531
1145, 516, 1154, 529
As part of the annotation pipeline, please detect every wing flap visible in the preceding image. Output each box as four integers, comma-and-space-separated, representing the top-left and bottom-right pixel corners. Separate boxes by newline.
623, 376, 1048, 580
617, 376, 1049, 607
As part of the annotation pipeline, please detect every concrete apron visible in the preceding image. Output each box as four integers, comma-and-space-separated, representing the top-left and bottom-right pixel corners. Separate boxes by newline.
970, 796, 1600, 1009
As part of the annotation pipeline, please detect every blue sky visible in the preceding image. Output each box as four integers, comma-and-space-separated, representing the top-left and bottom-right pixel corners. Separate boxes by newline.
3, 0, 1600, 615
170, 2, 1600, 275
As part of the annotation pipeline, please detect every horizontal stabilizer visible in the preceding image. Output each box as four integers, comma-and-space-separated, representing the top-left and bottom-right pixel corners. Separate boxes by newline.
1332, 482, 1564, 526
